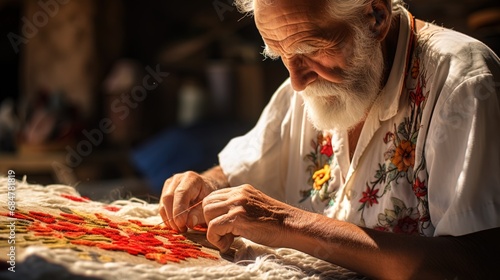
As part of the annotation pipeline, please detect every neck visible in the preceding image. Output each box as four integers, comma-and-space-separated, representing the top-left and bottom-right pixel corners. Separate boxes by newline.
380, 13, 401, 87
348, 119, 365, 160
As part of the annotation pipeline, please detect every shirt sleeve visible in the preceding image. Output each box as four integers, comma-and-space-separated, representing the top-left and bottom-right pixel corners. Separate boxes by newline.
425, 50, 500, 236
218, 79, 294, 201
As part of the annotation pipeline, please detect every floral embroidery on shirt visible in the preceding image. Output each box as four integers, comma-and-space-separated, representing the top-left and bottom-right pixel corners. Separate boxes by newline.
313, 164, 331, 190
391, 140, 416, 172
358, 37, 432, 234
373, 197, 420, 234
301, 131, 336, 204
412, 178, 427, 198
360, 186, 379, 207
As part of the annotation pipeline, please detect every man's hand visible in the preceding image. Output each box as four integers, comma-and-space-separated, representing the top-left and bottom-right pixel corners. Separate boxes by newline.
159, 167, 227, 232
202, 184, 293, 252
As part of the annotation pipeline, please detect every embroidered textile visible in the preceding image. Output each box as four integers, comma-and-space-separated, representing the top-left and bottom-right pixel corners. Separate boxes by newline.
0, 177, 365, 279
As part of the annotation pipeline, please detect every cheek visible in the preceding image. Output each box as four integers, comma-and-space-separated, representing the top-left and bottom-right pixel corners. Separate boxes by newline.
319, 48, 351, 68
309, 58, 347, 84
280, 58, 292, 71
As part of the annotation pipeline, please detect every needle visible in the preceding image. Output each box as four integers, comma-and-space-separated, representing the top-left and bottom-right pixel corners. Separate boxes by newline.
156, 200, 203, 226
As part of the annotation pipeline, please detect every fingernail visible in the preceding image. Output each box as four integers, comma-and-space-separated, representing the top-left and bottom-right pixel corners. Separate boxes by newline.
190, 215, 199, 226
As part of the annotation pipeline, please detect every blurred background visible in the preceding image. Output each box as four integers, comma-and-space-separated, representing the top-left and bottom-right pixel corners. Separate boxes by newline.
0, 0, 498, 201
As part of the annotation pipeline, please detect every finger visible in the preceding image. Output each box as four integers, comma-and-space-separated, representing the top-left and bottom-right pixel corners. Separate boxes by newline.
186, 204, 205, 228
205, 187, 233, 197
206, 214, 236, 252
203, 199, 234, 223
158, 205, 170, 228
161, 176, 181, 231
172, 191, 188, 232
171, 173, 205, 231
203, 187, 239, 207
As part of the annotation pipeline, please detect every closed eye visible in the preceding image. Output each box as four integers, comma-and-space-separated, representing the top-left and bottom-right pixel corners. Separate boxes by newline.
295, 46, 320, 56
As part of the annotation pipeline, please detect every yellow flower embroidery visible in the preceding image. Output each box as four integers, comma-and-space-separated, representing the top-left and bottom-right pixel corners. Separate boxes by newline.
312, 164, 331, 190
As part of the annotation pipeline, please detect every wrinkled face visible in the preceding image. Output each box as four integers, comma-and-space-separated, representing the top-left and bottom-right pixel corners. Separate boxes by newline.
255, 0, 384, 131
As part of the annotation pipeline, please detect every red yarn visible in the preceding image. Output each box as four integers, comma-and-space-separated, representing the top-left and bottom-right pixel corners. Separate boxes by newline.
103, 205, 121, 212
60, 194, 90, 202
27, 221, 53, 232
47, 221, 84, 232
94, 213, 111, 221
145, 253, 181, 264
192, 224, 208, 232
59, 213, 85, 223
2, 209, 218, 264
70, 240, 99, 246
64, 232, 87, 239
1, 212, 34, 221
28, 211, 57, 224
0, 207, 218, 264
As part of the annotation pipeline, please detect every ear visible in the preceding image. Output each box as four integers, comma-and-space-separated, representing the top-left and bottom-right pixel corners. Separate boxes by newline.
365, 0, 392, 41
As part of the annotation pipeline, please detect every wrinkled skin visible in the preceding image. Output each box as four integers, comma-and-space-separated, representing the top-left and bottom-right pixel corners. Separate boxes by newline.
159, 170, 219, 232
202, 185, 292, 252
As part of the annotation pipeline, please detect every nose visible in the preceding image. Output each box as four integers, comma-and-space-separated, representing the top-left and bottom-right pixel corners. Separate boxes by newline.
286, 56, 318, 91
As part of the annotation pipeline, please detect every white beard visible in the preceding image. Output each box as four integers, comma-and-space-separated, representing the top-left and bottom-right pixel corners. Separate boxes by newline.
300, 26, 385, 131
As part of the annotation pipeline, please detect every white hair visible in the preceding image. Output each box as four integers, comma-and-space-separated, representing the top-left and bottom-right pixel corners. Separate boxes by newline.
234, 0, 405, 16
299, 18, 385, 131
236, 0, 406, 130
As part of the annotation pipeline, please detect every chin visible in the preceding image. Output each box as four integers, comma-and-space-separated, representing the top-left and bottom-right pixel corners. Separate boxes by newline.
301, 79, 376, 131
302, 94, 366, 131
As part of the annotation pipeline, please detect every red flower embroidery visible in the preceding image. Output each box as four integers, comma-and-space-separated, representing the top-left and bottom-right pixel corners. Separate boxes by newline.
374, 226, 390, 232
320, 144, 333, 157
410, 78, 426, 107
393, 216, 419, 234
320, 133, 333, 157
359, 186, 379, 207
383, 132, 394, 144
412, 178, 427, 198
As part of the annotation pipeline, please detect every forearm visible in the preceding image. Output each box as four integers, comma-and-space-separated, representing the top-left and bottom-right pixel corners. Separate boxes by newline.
282, 210, 392, 278
201, 183, 497, 278
281, 208, 496, 279
201, 166, 230, 190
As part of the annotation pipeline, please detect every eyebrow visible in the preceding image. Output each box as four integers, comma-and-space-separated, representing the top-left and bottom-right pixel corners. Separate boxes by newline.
262, 42, 320, 60
262, 45, 281, 60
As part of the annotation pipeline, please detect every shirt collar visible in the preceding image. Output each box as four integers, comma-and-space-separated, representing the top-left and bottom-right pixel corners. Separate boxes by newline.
377, 9, 414, 121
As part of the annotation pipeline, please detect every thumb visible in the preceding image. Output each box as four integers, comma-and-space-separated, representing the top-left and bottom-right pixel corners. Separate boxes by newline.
186, 206, 205, 228
206, 223, 235, 253
216, 234, 235, 253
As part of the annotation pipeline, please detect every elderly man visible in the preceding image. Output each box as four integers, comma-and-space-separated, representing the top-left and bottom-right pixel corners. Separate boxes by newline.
159, 0, 500, 278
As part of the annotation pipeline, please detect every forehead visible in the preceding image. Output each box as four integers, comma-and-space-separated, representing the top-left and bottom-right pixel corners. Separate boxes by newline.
254, 0, 345, 51
254, 0, 329, 17
254, 0, 331, 31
